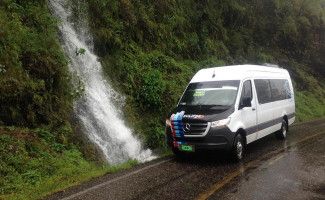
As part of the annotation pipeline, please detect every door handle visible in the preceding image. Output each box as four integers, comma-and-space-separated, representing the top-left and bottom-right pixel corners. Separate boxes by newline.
252, 108, 256, 111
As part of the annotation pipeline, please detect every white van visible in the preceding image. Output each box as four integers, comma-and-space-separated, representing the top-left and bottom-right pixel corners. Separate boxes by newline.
165, 64, 295, 161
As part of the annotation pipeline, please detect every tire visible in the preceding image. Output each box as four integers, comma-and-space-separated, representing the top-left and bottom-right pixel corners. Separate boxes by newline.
276, 119, 287, 140
230, 134, 244, 162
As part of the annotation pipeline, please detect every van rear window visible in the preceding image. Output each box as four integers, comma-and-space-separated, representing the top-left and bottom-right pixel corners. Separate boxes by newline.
179, 80, 240, 106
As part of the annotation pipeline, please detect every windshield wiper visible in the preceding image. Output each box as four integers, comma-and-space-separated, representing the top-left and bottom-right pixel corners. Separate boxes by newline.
179, 104, 230, 108
208, 104, 231, 109
199, 104, 226, 107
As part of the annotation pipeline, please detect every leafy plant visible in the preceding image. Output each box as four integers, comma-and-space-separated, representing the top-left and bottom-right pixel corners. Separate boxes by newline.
140, 69, 165, 108
70, 73, 86, 99
0, 64, 6, 75
22, 170, 41, 185
35, 129, 54, 143
75, 48, 86, 56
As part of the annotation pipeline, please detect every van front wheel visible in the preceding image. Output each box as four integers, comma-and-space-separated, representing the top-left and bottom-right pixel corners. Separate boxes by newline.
276, 120, 287, 140
230, 134, 244, 162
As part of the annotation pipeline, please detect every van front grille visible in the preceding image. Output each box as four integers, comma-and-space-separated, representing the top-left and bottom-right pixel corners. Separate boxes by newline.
183, 122, 208, 136
171, 120, 210, 137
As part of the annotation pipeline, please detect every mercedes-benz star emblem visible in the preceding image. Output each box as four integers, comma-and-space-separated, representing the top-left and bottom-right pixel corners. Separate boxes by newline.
183, 123, 191, 132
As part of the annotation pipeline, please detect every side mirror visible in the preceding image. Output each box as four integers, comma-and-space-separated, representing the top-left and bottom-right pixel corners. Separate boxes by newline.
240, 96, 251, 109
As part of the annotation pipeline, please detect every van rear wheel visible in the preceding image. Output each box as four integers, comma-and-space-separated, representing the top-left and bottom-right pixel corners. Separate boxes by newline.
230, 134, 244, 162
276, 119, 287, 140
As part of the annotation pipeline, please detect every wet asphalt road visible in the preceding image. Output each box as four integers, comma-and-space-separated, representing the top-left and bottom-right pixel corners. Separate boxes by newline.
46, 118, 325, 200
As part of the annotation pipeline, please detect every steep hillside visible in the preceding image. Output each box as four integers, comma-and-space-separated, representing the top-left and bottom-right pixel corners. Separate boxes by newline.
85, 0, 325, 149
0, 0, 72, 128
0, 1, 112, 199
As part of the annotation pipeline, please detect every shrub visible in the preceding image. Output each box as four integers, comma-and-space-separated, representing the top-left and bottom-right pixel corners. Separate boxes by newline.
140, 70, 166, 108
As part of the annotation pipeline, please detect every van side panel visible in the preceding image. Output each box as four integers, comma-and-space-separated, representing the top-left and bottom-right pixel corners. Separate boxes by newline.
256, 102, 278, 139
254, 74, 295, 140
246, 80, 259, 144
272, 73, 296, 127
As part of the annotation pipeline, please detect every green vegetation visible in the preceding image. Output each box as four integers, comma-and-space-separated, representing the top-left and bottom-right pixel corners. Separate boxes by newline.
295, 91, 325, 122
86, 0, 325, 148
1, 0, 325, 199
0, 0, 72, 128
0, 127, 138, 200
0, 0, 118, 199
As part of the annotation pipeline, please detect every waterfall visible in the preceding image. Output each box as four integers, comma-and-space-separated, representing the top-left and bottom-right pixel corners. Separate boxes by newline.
49, 0, 154, 165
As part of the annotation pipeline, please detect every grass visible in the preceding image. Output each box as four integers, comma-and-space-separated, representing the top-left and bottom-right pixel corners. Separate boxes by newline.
0, 128, 138, 200
295, 91, 325, 122
2, 159, 137, 200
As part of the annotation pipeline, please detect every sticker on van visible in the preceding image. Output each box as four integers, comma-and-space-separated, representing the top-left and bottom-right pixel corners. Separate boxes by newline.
183, 114, 205, 119
193, 91, 205, 96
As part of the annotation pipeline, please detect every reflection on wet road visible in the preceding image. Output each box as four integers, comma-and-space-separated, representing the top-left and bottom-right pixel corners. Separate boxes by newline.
202, 128, 325, 199
46, 119, 325, 200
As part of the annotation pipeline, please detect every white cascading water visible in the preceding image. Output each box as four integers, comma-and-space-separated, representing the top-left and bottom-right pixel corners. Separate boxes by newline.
49, 0, 154, 164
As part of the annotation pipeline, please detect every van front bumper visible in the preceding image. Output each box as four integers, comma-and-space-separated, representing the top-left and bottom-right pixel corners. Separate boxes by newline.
165, 125, 236, 150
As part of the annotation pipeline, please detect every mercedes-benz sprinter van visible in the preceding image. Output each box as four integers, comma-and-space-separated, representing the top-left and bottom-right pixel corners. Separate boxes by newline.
165, 64, 295, 161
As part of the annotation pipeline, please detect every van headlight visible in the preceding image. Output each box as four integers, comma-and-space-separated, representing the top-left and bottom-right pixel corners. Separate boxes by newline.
211, 118, 231, 127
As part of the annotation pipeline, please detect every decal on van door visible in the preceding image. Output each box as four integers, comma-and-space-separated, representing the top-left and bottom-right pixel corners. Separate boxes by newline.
170, 111, 185, 138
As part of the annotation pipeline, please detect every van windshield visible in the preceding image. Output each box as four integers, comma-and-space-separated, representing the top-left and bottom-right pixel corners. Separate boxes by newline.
179, 80, 240, 106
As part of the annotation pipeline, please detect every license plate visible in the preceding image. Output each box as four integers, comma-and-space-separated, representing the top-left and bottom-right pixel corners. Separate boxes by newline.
179, 145, 195, 152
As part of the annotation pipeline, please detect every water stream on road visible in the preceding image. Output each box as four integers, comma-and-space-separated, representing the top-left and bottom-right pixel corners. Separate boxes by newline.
49, 0, 154, 164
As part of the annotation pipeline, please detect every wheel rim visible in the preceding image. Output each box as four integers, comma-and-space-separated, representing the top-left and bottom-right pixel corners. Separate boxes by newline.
283, 125, 287, 137
236, 140, 243, 159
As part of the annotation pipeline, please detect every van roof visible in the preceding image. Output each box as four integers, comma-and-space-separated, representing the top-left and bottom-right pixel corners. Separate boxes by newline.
190, 64, 289, 83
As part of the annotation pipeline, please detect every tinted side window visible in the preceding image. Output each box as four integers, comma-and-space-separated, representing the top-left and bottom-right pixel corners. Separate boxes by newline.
270, 79, 289, 101
254, 79, 272, 104
241, 80, 252, 101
